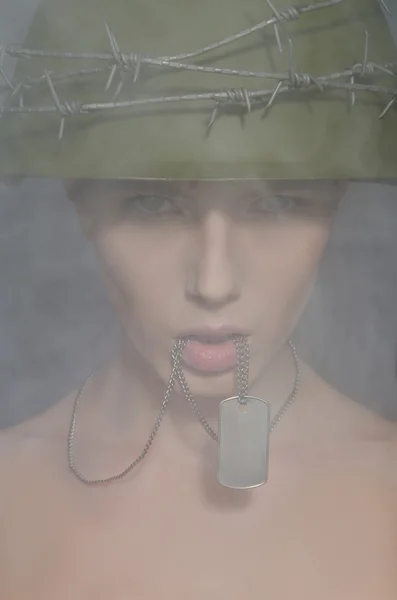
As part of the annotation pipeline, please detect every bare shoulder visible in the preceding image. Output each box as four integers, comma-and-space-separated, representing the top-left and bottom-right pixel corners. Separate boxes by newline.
302, 363, 397, 490
1, 389, 77, 443
0, 394, 77, 584
0, 426, 23, 484
0, 391, 77, 485
0, 393, 77, 539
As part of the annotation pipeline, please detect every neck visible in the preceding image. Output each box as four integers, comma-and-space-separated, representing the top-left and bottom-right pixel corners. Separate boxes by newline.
81, 336, 304, 460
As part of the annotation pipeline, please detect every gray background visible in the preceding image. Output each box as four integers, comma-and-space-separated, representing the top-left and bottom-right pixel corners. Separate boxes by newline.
0, 1, 397, 428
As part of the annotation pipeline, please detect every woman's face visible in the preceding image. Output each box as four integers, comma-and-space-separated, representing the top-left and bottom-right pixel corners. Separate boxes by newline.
71, 179, 344, 399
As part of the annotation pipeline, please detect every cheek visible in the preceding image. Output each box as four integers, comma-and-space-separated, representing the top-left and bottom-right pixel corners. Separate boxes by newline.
279, 220, 330, 277
248, 219, 331, 323
92, 227, 180, 322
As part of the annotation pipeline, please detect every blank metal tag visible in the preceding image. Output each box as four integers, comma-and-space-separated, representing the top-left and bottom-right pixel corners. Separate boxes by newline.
217, 396, 270, 490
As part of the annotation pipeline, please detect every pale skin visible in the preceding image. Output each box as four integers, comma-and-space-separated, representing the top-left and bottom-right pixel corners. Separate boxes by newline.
1, 179, 397, 599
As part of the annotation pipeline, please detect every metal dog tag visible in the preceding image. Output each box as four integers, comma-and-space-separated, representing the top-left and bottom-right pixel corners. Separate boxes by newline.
217, 396, 270, 490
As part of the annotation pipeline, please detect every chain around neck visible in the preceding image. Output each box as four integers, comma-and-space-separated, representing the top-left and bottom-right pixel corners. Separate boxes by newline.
68, 339, 300, 485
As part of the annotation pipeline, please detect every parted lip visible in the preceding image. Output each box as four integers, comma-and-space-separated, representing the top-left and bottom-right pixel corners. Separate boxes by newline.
176, 325, 251, 341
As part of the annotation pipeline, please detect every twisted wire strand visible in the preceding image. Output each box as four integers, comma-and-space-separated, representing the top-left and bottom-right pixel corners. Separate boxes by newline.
0, 0, 396, 138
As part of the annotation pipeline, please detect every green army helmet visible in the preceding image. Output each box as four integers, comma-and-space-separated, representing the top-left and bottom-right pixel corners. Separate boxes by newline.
0, 0, 396, 180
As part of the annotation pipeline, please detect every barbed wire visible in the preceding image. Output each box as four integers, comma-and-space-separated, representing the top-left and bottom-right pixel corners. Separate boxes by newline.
0, 0, 395, 140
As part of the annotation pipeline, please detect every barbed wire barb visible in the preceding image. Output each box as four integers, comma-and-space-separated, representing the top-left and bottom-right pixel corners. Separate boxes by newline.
44, 70, 87, 139
262, 80, 283, 117
206, 87, 252, 134
10, 80, 26, 108
379, 95, 396, 118
378, 0, 392, 16
362, 31, 370, 76
288, 38, 295, 86
133, 54, 142, 83
105, 22, 144, 99
44, 70, 66, 139
0, 45, 15, 91
265, 1, 301, 54
350, 73, 356, 106
105, 22, 122, 93
266, 0, 285, 53
350, 31, 370, 105
207, 101, 220, 133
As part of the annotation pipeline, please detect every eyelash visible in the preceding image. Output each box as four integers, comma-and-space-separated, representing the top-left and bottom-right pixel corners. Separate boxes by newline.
123, 195, 180, 217
248, 196, 302, 214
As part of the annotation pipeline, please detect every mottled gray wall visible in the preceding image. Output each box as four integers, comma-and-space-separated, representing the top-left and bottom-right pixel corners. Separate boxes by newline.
1, 2, 397, 428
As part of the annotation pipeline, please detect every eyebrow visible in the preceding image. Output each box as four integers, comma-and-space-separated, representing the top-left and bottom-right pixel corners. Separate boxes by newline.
115, 180, 200, 195
69, 178, 343, 201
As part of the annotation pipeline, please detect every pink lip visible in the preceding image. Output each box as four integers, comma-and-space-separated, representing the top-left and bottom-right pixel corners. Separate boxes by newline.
181, 339, 238, 373
176, 325, 251, 374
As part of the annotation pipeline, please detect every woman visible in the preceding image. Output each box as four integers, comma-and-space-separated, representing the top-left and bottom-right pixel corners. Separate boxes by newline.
1, 0, 397, 597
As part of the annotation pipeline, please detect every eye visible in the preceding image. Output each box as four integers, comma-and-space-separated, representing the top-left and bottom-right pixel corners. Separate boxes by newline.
249, 195, 299, 214
123, 194, 180, 216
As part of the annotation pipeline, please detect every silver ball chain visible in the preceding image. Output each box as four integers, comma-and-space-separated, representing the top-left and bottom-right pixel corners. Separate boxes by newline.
68, 339, 300, 485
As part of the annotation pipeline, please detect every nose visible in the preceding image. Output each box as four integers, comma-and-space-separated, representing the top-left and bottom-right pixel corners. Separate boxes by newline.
185, 211, 241, 308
